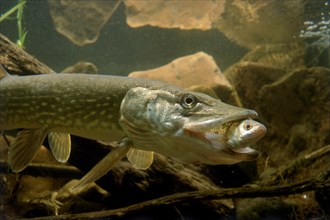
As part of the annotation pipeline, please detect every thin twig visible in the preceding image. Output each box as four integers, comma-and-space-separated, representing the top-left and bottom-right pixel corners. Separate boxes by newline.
263, 145, 330, 184
22, 170, 330, 220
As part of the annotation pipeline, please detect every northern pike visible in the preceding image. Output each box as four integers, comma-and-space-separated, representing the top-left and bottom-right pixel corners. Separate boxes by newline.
0, 65, 266, 188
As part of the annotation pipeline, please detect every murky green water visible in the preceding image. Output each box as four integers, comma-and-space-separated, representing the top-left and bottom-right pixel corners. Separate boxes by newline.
0, 0, 329, 219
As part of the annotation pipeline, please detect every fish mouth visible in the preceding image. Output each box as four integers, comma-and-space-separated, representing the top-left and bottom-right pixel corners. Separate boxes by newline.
183, 109, 260, 161
227, 146, 260, 161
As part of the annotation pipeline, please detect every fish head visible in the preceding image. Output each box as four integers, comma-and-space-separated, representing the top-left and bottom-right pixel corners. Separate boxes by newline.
120, 87, 266, 165
226, 119, 266, 149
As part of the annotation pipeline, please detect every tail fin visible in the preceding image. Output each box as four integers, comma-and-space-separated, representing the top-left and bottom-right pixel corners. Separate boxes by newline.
0, 64, 10, 80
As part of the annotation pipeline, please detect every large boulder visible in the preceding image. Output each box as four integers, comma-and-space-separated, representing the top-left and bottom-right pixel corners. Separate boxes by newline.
129, 52, 238, 104
48, 0, 121, 46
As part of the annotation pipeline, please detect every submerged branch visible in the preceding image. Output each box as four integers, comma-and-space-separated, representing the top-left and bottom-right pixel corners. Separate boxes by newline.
24, 170, 330, 220
0, 33, 55, 74
0, 161, 82, 179
262, 145, 330, 184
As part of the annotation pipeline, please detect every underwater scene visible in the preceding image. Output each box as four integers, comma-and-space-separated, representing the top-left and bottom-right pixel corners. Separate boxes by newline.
0, 0, 329, 219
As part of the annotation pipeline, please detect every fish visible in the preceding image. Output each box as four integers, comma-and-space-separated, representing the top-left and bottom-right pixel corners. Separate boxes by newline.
226, 119, 266, 149
203, 119, 266, 162
0, 65, 266, 188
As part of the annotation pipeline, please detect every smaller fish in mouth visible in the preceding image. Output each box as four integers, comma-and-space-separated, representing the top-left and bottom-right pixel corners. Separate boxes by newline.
224, 119, 266, 161
227, 119, 267, 150
192, 118, 266, 163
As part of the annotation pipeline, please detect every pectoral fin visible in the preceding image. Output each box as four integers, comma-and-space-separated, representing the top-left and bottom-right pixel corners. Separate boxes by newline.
73, 140, 130, 189
48, 132, 71, 163
127, 148, 154, 170
9, 128, 48, 172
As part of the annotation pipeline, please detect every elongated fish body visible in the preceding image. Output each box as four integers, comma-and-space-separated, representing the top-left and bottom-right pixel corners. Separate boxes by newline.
0, 66, 266, 188
0, 73, 172, 141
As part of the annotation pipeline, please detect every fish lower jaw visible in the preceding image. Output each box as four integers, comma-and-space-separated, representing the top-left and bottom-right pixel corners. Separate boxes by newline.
230, 147, 259, 155
230, 146, 256, 153
229, 146, 259, 159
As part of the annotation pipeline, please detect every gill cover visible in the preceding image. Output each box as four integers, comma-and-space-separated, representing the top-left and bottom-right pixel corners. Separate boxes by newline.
119, 87, 182, 149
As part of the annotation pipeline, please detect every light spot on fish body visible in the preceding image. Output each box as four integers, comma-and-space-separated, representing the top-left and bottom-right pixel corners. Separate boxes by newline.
89, 111, 97, 116
21, 103, 30, 107
96, 103, 109, 108
29, 107, 36, 113
59, 116, 66, 121
88, 120, 99, 127
17, 109, 26, 114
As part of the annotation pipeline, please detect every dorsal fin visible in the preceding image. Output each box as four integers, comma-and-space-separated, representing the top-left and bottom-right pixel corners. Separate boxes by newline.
0, 64, 10, 80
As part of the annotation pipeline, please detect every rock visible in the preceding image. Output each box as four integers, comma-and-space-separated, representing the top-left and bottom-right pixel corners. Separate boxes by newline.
48, 0, 121, 46
214, 0, 305, 49
225, 64, 330, 138
129, 52, 237, 104
187, 85, 220, 99
224, 62, 287, 110
263, 68, 330, 163
259, 67, 330, 136
124, 0, 306, 51
239, 43, 306, 72
61, 62, 98, 74
124, 0, 225, 30
225, 62, 330, 166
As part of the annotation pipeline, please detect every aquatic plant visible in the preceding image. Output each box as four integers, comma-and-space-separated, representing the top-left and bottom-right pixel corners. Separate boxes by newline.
0, 0, 27, 48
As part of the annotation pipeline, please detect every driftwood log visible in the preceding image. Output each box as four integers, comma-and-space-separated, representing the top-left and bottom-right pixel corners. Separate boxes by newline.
1, 33, 329, 219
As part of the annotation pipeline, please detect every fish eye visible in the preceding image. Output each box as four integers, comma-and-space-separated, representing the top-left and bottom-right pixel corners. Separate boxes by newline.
244, 122, 253, 130
180, 94, 198, 109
